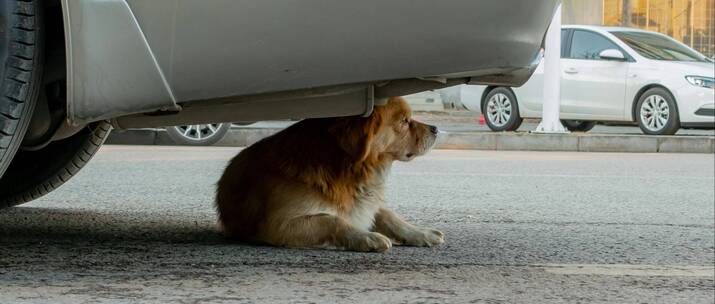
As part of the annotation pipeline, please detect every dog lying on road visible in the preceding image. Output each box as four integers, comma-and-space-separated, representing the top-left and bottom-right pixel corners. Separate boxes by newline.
216, 97, 443, 252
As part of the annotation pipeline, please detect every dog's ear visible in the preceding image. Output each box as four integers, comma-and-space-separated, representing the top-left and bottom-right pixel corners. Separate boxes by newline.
329, 112, 382, 162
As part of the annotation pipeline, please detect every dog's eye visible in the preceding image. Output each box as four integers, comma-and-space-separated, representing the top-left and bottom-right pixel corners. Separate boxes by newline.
402, 118, 410, 124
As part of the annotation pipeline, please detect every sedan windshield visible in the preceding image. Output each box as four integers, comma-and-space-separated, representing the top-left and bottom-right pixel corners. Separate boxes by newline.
611, 31, 709, 62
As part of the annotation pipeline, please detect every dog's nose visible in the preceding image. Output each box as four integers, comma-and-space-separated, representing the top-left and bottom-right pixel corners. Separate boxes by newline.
429, 125, 438, 135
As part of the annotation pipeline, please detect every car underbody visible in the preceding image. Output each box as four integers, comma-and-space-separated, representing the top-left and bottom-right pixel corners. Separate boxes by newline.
0, 0, 558, 206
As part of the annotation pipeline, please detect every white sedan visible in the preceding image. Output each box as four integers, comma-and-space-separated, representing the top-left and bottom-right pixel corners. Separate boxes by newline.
458, 25, 714, 135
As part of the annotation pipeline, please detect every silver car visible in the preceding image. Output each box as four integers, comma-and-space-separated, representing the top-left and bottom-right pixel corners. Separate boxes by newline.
0, 0, 558, 207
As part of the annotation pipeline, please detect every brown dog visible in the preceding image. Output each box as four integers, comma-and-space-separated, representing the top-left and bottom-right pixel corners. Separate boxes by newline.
216, 97, 443, 252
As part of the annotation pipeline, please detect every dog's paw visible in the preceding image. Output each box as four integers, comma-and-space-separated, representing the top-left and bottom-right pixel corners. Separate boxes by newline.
349, 232, 392, 252
404, 227, 444, 247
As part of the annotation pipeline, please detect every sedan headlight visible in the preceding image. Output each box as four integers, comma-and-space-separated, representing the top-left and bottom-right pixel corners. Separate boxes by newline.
685, 76, 714, 89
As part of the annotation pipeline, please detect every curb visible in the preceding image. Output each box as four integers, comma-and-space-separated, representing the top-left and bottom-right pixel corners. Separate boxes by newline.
437, 132, 715, 153
107, 128, 715, 154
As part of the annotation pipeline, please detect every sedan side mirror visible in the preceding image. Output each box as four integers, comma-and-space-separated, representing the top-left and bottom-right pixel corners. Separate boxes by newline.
599, 49, 626, 61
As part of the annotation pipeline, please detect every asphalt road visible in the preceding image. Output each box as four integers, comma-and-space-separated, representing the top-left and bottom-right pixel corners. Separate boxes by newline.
1, 146, 713, 303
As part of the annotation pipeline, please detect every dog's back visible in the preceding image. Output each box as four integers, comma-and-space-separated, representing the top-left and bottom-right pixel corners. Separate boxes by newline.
215, 140, 265, 240
216, 118, 341, 241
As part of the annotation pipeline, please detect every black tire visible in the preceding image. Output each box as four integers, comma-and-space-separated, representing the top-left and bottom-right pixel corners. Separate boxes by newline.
0, 0, 44, 177
165, 123, 231, 146
481, 87, 523, 131
0, 121, 112, 208
561, 120, 597, 132
635, 87, 680, 135
233, 121, 255, 126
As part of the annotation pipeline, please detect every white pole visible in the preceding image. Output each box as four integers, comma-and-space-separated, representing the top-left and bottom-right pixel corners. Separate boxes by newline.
534, 2, 567, 133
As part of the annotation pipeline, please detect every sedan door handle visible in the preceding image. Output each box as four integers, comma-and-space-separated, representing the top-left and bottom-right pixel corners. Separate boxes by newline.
564, 68, 578, 74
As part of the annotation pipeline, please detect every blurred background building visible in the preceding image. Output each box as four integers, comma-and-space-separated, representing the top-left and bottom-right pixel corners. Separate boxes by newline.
563, 0, 715, 57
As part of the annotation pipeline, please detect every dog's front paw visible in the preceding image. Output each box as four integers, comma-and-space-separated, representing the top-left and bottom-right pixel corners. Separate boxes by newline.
366, 232, 393, 252
404, 228, 444, 247
347, 231, 392, 252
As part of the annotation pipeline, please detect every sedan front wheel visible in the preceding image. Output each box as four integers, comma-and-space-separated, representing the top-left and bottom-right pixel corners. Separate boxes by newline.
636, 88, 679, 135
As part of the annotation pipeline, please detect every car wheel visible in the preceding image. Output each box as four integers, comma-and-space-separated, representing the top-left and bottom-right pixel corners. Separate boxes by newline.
636, 88, 679, 135
0, 121, 112, 208
561, 120, 597, 132
165, 123, 231, 146
482, 87, 523, 132
0, 0, 44, 177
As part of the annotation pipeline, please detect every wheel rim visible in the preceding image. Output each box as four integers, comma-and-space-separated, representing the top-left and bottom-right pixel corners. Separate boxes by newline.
640, 95, 670, 132
486, 93, 512, 127
172, 124, 224, 141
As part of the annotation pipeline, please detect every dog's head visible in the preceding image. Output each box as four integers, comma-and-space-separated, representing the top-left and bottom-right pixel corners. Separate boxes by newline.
329, 97, 438, 163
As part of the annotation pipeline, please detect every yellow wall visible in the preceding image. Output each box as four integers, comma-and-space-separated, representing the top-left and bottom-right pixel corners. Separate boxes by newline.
568, 0, 714, 56
563, 0, 603, 25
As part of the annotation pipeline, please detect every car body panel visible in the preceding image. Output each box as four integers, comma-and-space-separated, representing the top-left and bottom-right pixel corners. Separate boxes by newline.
61, 0, 559, 124
560, 58, 628, 120
62, 0, 177, 124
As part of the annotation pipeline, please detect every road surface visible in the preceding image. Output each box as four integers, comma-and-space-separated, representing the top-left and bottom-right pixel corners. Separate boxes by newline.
1, 146, 713, 303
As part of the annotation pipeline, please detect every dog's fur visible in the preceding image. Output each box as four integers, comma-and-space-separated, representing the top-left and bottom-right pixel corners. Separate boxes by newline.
216, 97, 443, 252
